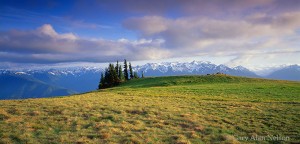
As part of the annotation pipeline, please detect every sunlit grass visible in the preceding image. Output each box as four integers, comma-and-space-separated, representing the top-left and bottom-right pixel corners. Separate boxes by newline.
0, 75, 299, 143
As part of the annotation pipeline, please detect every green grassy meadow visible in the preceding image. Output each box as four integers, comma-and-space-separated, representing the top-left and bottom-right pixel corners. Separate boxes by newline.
0, 75, 299, 143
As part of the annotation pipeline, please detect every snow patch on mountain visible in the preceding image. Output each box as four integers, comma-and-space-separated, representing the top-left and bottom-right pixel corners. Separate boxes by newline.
15, 72, 28, 75
1, 61, 298, 80
134, 61, 247, 73
133, 61, 219, 73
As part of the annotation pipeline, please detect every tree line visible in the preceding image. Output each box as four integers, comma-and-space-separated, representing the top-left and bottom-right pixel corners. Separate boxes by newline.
98, 59, 143, 89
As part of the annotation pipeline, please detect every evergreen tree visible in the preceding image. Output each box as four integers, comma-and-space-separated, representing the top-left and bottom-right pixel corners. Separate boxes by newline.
133, 72, 139, 79
115, 61, 119, 77
129, 62, 133, 79
99, 60, 132, 89
103, 68, 109, 88
98, 72, 104, 89
108, 63, 119, 86
123, 59, 129, 80
141, 71, 144, 78
118, 65, 123, 80
115, 61, 120, 82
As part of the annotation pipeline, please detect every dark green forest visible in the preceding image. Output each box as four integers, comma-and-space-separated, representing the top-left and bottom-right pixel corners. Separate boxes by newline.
98, 59, 141, 89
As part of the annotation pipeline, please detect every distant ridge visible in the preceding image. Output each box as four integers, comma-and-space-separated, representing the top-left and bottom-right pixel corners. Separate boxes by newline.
133, 61, 259, 78
0, 61, 299, 99
0, 74, 75, 100
266, 65, 300, 81
0, 67, 102, 93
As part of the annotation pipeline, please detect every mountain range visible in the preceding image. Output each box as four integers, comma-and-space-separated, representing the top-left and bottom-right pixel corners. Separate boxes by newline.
0, 74, 75, 99
266, 65, 300, 81
0, 61, 299, 99
133, 61, 259, 77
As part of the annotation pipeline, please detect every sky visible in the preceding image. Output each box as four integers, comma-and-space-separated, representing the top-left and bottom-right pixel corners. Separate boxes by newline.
0, 0, 300, 71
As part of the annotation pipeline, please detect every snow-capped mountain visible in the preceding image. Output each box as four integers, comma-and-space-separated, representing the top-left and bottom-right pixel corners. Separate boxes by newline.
133, 61, 259, 77
0, 67, 103, 94
1, 61, 299, 100
0, 67, 102, 76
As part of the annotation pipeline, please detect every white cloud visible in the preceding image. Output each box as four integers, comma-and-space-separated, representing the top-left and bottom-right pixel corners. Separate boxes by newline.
1, 10, 300, 67
0, 24, 169, 63
122, 12, 300, 66
37, 24, 77, 40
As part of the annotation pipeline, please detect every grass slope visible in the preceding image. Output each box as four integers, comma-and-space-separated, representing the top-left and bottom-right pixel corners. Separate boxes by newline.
0, 75, 299, 143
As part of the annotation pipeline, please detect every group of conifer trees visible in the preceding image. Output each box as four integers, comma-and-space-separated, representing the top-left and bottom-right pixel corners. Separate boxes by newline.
98, 59, 142, 89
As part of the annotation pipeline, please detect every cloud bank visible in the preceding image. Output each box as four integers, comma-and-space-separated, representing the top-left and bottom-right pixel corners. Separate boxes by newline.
0, 0, 300, 67
0, 24, 169, 63
124, 12, 300, 54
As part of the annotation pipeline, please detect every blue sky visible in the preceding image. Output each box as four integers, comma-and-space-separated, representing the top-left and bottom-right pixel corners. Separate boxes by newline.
0, 0, 300, 70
